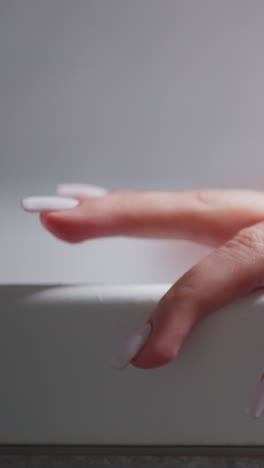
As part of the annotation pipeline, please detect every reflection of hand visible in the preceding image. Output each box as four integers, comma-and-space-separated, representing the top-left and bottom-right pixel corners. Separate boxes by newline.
22, 185, 264, 375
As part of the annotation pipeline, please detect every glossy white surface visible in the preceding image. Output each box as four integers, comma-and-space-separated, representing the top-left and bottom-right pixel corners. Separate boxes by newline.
1, 284, 264, 445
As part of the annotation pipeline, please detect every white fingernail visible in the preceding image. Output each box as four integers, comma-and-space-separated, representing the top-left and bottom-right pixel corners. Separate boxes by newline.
249, 374, 264, 418
112, 323, 152, 370
21, 196, 79, 212
56, 183, 108, 198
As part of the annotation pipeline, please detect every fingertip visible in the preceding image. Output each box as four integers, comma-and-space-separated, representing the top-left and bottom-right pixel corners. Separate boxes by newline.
39, 211, 63, 233
39, 210, 85, 243
131, 336, 181, 369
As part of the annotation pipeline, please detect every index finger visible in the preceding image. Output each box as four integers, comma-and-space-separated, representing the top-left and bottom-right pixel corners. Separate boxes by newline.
40, 189, 264, 246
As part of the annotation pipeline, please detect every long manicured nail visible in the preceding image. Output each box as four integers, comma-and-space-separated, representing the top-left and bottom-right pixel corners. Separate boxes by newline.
249, 374, 264, 418
112, 323, 152, 370
56, 183, 108, 198
21, 196, 79, 212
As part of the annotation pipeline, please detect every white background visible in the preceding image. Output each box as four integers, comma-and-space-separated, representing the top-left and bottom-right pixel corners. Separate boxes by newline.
1, 0, 264, 284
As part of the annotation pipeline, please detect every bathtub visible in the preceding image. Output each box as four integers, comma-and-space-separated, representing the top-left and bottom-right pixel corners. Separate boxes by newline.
1, 283, 264, 455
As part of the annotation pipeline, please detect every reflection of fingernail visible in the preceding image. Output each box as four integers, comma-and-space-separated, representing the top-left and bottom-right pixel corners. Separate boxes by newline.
112, 323, 152, 370
249, 374, 264, 418
56, 183, 108, 198
21, 196, 79, 212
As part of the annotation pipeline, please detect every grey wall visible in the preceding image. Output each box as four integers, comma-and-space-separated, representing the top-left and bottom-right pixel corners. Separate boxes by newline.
1, 0, 264, 283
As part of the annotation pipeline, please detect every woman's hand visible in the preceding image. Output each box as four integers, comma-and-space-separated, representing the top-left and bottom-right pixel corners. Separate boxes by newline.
22, 185, 264, 371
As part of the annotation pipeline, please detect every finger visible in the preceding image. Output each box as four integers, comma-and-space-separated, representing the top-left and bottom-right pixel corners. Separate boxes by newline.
40, 189, 264, 245
125, 221, 264, 368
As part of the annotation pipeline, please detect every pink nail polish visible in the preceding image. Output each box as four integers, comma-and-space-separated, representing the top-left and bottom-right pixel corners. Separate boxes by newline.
56, 183, 107, 198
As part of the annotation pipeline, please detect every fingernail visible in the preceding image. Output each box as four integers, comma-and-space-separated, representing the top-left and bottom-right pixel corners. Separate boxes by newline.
112, 323, 152, 370
56, 183, 108, 198
21, 196, 79, 212
249, 374, 264, 418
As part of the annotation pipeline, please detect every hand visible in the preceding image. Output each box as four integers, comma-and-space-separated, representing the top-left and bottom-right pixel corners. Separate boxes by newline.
22, 185, 264, 372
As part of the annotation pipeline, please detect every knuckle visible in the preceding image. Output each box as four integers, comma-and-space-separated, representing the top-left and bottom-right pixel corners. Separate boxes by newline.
165, 269, 201, 301
110, 191, 135, 206
108, 191, 135, 222
158, 270, 202, 318
193, 189, 220, 206
221, 225, 264, 263
160, 268, 202, 311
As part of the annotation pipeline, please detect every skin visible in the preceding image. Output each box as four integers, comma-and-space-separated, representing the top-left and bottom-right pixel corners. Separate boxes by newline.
40, 188, 264, 369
